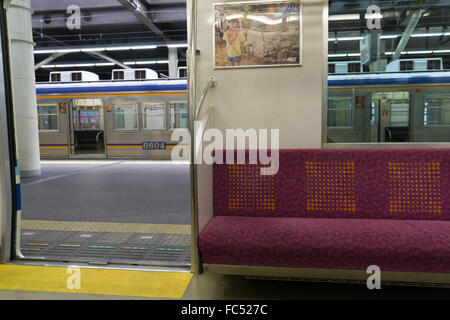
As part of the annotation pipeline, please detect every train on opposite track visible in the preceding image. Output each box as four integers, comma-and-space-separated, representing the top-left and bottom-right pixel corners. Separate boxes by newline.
36, 69, 189, 159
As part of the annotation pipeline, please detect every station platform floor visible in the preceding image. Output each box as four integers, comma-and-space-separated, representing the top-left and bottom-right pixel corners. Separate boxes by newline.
19, 160, 191, 265
22, 160, 191, 224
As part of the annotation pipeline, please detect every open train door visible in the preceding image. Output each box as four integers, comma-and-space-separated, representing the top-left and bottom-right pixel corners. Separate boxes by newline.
69, 98, 106, 158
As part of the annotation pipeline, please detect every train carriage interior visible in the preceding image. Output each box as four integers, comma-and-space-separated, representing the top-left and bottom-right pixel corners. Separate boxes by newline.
2, 0, 450, 303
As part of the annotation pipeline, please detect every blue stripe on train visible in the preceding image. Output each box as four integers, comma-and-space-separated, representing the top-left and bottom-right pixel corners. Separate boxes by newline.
36, 84, 188, 94
329, 75, 450, 87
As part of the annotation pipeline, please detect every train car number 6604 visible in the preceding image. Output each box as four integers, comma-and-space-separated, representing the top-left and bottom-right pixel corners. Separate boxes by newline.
142, 142, 167, 150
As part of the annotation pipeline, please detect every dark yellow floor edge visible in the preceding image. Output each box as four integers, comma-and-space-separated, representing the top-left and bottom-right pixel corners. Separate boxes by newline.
0, 265, 193, 299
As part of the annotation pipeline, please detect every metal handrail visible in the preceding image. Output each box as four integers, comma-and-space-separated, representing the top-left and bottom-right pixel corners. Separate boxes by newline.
195, 76, 217, 119
194, 106, 215, 162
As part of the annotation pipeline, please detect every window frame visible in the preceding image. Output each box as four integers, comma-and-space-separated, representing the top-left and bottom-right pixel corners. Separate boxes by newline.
169, 101, 189, 130
423, 95, 450, 128
113, 104, 139, 132
37, 104, 60, 132
142, 102, 167, 131
113, 71, 124, 80
327, 96, 354, 129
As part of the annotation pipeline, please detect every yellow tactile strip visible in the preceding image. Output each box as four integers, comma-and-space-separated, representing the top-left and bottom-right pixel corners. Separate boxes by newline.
0, 265, 193, 299
22, 220, 191, 235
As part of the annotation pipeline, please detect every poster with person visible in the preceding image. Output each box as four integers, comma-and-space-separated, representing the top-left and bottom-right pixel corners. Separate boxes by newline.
214, 0, 302, 68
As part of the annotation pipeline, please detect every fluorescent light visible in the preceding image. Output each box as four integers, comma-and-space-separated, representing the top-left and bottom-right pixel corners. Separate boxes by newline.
34, 49, 57, 54
365, 13, 383, 20
329, 14, 359, 21
411, 32, 444, 38
135, 60, 157, 65
56, 49, 80, 53
406, 50, 433, 54
131, 45, 158, 50
157, 60, 169, 64
380, 34, 399, 39
35, 44, 159, 54
105, 46, 132, 51
167, 44, 188, 48
328, 54, 349, 57
433, 50, 450, 53
337, 36, 364, 41
347, 53, 361, 57
80, 48, 105, 52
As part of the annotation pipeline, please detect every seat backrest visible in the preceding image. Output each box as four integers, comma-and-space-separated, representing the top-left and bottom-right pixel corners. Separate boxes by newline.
213, 149, 450, 221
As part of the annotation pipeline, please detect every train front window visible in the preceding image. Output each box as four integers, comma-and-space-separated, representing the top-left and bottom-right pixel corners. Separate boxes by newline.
170, 102, 188, 129
38, 105, 58, 131
327, 97, 353, 128
143, 103, 166, 130
424, 96, 450, 126
115, 105, 137, 130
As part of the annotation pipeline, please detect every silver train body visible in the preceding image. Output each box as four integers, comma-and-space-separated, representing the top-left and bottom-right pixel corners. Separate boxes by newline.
327, 71, 450, 143
36, 79, 189, 159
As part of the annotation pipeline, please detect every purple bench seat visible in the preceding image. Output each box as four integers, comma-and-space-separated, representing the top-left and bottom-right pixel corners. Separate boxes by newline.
199, 216, 450, 273
198, 149, 450, 274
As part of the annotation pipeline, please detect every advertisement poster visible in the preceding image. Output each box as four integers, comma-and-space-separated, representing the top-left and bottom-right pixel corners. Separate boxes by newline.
214, 0, 302, 68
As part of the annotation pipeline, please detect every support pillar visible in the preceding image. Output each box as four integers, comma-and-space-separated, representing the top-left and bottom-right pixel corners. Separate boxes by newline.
7, 0, 41, 178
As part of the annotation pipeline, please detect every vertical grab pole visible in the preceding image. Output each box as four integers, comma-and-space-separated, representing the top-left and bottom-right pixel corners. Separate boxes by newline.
187, 0, 201, 274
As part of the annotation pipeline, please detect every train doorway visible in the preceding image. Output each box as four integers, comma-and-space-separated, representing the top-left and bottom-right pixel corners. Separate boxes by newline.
70, 99, 106, 157
369, 91, 411, 143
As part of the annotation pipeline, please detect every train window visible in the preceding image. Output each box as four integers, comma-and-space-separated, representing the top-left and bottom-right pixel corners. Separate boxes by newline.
327, 97, 353, 127
400, 61, 414, 71
135, 70, 146, 79
170, 102, 188, 129
347, 63, 360, 73
427, 60, 441, 70
328, 64, 335, 74
115, 105, 137, 130
424, 96, 450, 126
38, 105, 59, 131
50, 73, 61, 82
113, 71, 124, 80
71, 72, 82, 81
143, 103, 166, 130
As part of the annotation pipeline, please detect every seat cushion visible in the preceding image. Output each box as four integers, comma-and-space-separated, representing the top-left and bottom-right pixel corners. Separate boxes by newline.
198, 216, 450, 273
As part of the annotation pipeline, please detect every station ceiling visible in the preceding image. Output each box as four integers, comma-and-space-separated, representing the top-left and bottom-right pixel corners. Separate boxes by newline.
30, 0, 450, 81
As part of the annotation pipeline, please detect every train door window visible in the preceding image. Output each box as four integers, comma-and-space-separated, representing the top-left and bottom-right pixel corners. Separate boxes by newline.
328, 63, 335, 74
327, 97, 353, 127
135, 70, 146, 79
400, 60, 414, 71
115, 104, 137, 130
424, 95, 450, 126
51, 73, 61, 82
72, 99, 104, 130
370, 102, 377, 126
71, 72, 82, 81
427, 59, 441, 70
390, 103, 410, 127
38, 105, 59, 131
170, 102, 188, 129
113, 71, 124, 80
347, 63, 360, 73
143, 103, 166, 130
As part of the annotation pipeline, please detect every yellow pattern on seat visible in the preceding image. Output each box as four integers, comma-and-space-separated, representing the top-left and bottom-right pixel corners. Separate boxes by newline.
388, 162, 442, 214
306, 161, 356, 212
228, 164, 275, 211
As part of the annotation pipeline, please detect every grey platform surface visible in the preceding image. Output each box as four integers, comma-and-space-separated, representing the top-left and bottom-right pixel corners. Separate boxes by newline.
21, 161, 191, 224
